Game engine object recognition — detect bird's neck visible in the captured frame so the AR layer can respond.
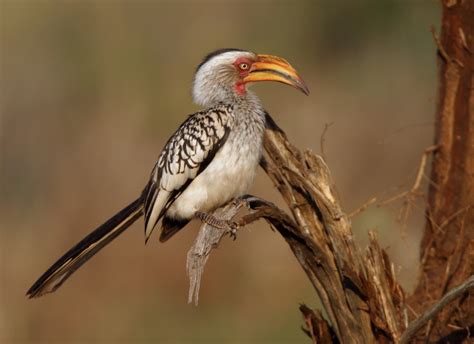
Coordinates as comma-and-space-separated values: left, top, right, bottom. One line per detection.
217, 91, 264, 118
193, 81, 262, 109
232, 91, 264, 114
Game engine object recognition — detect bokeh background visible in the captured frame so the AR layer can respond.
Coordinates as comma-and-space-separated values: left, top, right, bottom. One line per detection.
1, 1, 439, 343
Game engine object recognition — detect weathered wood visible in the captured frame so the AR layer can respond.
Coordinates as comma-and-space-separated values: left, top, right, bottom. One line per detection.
187, 116, 410, 343
261, 115, 375, 343
187, 112, 474, 342
187, 199, 247, 305
262, 115, 406, 343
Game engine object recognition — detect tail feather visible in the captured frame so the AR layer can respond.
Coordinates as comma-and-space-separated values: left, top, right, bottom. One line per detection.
27, 198, 143, 298
159, 216, 190, 242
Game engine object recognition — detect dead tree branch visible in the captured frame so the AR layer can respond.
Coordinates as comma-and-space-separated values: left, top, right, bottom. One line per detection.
187, 114, 473, 343
261, 114, 404, 343
400, 275, 474, 344
187, 195, 299, 305
187, 198, 248, 305
187, 115, 408, 343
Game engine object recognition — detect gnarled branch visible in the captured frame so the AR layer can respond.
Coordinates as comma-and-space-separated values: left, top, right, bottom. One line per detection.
187, 115, 472, 343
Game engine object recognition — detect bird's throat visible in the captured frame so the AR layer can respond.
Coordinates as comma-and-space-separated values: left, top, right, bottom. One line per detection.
235, 82, 246, 96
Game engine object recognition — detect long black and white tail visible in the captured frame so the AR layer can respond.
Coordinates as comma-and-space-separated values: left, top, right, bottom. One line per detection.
27, 198, 143, 298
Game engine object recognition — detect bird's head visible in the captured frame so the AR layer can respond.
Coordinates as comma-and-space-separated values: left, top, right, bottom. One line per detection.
192, 48, 309, 107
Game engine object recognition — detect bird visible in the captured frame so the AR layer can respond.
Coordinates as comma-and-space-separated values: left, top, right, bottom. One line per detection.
27, 48, 309, 298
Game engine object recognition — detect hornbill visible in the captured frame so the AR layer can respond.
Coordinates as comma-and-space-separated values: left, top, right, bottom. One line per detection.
27, 48, 309, 298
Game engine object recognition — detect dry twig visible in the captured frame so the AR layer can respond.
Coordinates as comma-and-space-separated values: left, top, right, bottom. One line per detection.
319, 122, 334, 161
349, 145, 439, 235
400, 275, 474, 344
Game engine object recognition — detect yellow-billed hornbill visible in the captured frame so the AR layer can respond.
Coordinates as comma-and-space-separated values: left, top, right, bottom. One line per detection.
27, 48, 309, 298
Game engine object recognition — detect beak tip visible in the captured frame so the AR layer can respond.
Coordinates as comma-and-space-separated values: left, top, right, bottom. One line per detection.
250, 53, 310, 96
298, 82, 310, 96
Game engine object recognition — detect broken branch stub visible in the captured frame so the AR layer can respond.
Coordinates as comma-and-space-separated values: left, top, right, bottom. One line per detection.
186, 195, 299, 305
186, 198, 246, 305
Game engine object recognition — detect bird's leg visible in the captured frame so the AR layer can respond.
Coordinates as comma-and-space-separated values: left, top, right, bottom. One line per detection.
195, 211, 238, 240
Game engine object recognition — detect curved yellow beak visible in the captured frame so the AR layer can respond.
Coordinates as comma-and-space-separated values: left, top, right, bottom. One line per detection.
243, 54, 309, 95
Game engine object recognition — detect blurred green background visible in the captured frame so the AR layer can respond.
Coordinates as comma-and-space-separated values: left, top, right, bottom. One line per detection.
1, 1, 439, 343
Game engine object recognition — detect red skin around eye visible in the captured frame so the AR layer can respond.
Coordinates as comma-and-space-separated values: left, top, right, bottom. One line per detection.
233, 57, 253, 76
234, 57, 253, 95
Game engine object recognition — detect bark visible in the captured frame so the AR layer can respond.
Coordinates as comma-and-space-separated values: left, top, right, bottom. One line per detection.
408, 1, 474, 342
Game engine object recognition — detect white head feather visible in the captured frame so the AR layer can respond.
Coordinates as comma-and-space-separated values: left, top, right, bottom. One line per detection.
192, 49, 257, 107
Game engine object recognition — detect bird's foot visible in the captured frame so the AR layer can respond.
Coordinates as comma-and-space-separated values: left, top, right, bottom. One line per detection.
195, 211, 238, 240
227, 222, 238, 241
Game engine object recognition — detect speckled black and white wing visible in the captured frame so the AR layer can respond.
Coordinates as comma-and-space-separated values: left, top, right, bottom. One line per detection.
143, 104, 234, 241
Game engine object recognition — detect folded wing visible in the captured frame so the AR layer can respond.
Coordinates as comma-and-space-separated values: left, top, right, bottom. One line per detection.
143, 105, 234, 242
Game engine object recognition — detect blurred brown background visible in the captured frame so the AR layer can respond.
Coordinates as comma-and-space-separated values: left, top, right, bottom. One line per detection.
1, 1, 439, 343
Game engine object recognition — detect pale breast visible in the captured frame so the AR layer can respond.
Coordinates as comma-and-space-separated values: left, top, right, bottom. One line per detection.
166, 124, 263, 219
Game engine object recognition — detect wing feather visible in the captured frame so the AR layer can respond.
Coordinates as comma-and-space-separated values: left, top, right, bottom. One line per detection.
143, 105, 233, 241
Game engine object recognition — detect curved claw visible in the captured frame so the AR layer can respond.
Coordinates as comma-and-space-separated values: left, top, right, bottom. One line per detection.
228, 222, 239, 241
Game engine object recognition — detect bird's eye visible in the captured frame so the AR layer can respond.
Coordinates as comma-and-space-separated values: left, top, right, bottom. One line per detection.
239, 63, 249, 70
